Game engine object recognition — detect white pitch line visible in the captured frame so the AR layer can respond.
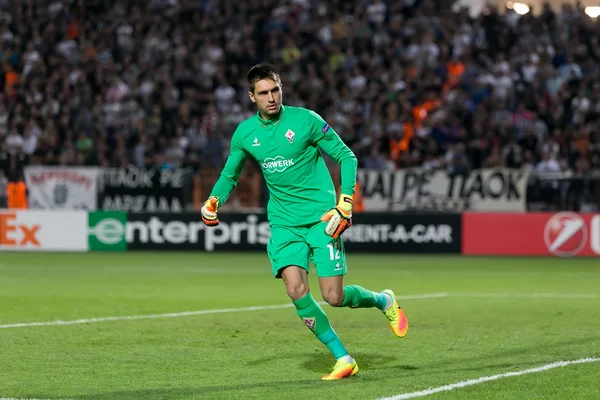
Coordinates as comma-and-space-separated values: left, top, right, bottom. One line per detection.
396, 293, 448, 300
0, 293, 447, 330
451, 292, 599, 299
1, 292, 595, 330
378, 357, 600, 400
0, 303, 296, 329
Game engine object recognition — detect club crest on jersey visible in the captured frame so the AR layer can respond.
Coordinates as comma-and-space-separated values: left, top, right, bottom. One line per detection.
285, 129, 295, 143
303, 317, 316, 331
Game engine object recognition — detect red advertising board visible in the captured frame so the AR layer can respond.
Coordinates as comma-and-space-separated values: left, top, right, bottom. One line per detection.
462, 212, 600, 257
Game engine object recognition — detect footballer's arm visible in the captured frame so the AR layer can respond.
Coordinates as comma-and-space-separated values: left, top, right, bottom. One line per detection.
308, 111, 358, 197
209, 133, 248, 206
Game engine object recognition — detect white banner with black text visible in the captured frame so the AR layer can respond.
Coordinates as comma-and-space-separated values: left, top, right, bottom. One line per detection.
358, 168, 532, 212
24, 166, 101, 210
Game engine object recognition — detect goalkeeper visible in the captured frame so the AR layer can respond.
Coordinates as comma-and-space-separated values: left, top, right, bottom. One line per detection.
201, 64, 408, 380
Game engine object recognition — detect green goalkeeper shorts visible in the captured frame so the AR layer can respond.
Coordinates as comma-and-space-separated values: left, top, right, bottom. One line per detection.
267, 221, 347, 279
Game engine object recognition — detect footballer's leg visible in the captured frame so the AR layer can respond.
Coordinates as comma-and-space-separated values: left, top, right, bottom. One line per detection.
268, 226, 354, 380
309, 223, 408, 339
315, 274, 359, 380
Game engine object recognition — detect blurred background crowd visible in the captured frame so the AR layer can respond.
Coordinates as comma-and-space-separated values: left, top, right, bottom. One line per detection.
0, 0, 599, 193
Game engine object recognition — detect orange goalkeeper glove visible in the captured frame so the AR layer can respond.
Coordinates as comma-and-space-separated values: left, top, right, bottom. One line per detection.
321, 194, 353, 239
201, 197, 220, 226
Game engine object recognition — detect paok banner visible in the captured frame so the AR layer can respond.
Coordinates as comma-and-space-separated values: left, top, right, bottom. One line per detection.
358, 168, 532, 212
99, 168, 190, 212
87, 212, 461, 253
24, 166, 101, 210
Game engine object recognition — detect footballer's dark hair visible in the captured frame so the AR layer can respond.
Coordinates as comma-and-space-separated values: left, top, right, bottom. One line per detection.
247, 63, 281, 93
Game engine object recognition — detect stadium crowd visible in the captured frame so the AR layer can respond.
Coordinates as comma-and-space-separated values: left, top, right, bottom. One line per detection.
0, 0, 599, 186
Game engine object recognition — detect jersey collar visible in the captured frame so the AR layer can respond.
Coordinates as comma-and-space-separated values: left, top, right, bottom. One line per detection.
257, 105, 285, 127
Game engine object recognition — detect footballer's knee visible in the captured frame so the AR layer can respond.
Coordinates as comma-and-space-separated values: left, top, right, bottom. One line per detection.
319, 276, 345, 307
281, 266, 309, 301
322, 289, 345, 307
285, 281, 309, 301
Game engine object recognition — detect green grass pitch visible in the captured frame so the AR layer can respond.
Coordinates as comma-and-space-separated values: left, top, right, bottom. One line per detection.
0, 252, 599, 399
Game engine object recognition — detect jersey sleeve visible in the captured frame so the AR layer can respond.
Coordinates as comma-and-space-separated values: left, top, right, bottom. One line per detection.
307, 110, 358, 196
209, 130, 247, 206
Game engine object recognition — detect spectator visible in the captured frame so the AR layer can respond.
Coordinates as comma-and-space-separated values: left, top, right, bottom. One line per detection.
0, 0, 597, 212
5, 126, 23, 154
0, 169, 7, 208
364, 145, 389, 170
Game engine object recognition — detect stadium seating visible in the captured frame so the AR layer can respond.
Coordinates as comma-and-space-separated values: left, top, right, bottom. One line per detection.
0, 0, 599, 205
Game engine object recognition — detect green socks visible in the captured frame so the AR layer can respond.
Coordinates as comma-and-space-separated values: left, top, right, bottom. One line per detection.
293, 292, 349, 359
341, 285, 388, 310
292, 287, 389, 360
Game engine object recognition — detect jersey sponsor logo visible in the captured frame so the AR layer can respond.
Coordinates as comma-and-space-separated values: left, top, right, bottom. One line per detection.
261, 156, 295, 173
544, 212, 588, 257
322, 123, 330, 133
252, 137, 260, 147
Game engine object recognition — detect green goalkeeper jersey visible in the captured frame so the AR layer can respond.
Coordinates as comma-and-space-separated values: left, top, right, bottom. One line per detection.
210, 105, 358, 227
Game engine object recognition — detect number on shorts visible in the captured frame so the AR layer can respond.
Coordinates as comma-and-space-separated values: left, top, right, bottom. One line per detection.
327, 243, 341, 260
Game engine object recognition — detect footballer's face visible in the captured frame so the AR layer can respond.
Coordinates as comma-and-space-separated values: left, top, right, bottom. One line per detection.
249, 78, 282, 119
